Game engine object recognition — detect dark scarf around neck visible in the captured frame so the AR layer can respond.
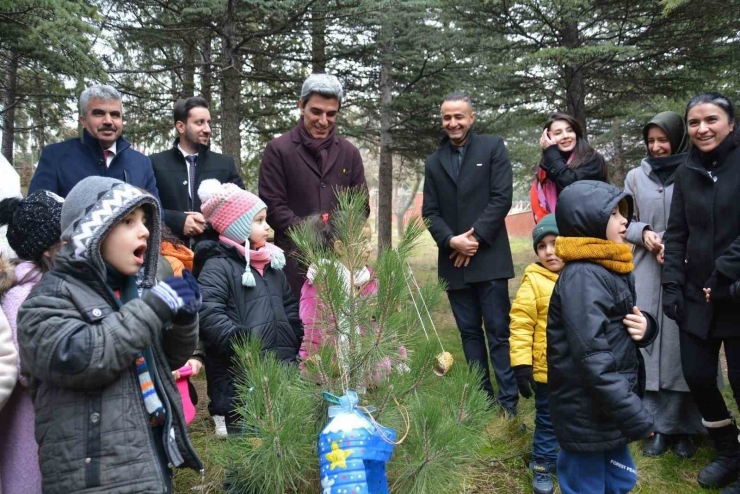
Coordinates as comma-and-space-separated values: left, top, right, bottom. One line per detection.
695, 131, 740, 170
105, 262, 139, 304
297, 121, 336, 169
645, 152, 685, 185
559, 149, 574, 162
104, 262, 165, 426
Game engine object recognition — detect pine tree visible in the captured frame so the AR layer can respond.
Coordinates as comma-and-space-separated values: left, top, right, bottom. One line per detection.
1, 0, 102, 165
218, 190, 491, 494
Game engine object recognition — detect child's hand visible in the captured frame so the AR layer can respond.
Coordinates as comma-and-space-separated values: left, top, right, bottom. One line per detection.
623, 306, 647, 341
656, 248, 664, 265
187, 358, 203, 376
642, 230, 662, 253
151, 272, 200, 317
513, 365, 536, 399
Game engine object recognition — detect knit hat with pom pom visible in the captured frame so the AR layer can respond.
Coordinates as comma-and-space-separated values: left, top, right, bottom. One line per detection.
0, 190, 63, 262
198, 179, 284, 286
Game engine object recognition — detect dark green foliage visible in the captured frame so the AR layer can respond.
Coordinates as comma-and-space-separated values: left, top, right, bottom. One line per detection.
220, 337, 320, 494
218, 190, 491, 493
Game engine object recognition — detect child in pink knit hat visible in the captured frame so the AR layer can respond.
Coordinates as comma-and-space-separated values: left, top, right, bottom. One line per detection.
195, 179, 303, 436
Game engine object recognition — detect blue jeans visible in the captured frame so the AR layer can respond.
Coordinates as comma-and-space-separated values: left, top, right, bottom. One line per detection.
557, 446, 637, 494
447, 279, 518, 409
532, 383, 558, 465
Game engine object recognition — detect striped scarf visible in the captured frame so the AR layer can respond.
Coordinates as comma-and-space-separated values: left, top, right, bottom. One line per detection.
135, 351, 166, 426
108, 268, 166, 427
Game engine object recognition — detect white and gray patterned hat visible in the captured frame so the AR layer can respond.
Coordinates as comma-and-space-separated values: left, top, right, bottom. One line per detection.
60, 176, 161, 285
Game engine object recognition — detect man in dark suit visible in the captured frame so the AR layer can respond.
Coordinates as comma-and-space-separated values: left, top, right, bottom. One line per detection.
422, 92, 518, 415
150, 97, 244, 246
29, 84, 160, 201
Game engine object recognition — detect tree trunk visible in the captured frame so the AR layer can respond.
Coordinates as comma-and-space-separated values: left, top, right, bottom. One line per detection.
35, 78, 46, 153
2, 51, 19, 165
394, 184, 403, 239
395, 170, 422, 238
562, 20, 587, 132
170, 70, 179, 104
311, 8, 326, 74
377, 23, 394, 251
201, 34, 213, 105
181, 41, 196, 98
76, 77, 84, 137
221, 10, 242, 178
610, 118, 625, 187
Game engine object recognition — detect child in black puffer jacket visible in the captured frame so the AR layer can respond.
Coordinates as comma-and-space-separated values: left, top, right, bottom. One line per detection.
546, 180, 658, 494
195, 179, 302, 436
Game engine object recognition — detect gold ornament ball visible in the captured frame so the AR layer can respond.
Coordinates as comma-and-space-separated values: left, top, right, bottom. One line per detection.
434, 351, 454, 376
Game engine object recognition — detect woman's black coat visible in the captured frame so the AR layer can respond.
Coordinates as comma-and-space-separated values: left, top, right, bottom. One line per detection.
540, 145, 608, 193
662, 136, 740, 339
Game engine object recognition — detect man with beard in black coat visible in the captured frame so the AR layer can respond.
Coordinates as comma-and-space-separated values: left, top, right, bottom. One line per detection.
150, 97, 244, 247
422, 92, 518, 416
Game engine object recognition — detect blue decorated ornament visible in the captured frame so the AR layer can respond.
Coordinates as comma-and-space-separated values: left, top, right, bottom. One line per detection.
319, 391, 396, 494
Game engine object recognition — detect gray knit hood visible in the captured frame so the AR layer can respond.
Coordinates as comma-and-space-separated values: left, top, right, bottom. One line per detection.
59, 176, 161, 286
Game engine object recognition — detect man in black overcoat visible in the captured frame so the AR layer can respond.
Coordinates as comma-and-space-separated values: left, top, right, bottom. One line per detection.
150, 97, 244, 247
422, 92, 518, 414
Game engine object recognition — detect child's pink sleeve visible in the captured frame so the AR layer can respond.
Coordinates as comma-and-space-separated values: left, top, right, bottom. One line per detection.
298, 281, 321, 361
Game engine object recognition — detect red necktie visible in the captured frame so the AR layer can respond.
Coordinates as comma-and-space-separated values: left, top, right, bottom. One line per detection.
104, 150, 112, 166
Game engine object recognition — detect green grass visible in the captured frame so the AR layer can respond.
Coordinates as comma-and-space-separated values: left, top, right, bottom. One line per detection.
175, 234, 732, 493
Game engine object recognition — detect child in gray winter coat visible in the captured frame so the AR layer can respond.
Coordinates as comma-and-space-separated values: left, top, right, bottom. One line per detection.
17, 177, 203, 494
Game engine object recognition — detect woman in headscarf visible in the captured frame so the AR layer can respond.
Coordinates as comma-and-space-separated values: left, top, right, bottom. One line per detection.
624, 111, 703, 460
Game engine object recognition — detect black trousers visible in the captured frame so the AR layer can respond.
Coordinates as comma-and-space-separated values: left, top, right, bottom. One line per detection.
680, 330, 740, 422
447, 279, 519, 409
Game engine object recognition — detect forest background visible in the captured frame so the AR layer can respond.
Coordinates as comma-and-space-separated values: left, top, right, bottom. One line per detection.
1, 0, 740, 247
4, 2, 740, 492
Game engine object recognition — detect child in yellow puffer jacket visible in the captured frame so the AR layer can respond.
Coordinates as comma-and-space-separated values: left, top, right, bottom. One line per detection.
509, 213, 563, 494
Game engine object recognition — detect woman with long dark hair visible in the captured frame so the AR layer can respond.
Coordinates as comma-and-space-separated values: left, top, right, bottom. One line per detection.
530, 112, 608, 222
625, 111, 704, 460
662, 92, 740, 492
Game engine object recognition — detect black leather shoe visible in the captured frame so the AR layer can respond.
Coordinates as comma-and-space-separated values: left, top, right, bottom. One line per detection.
674, 435, 697, 459
643, 433, 669, 457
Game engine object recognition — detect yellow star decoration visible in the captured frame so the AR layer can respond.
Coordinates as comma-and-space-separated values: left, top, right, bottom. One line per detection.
325, 441, 353, 470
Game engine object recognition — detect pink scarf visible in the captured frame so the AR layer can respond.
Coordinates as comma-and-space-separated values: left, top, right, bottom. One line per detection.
219, 235, 286, 286
533, 152, 575, 220
536, 170, 559, 213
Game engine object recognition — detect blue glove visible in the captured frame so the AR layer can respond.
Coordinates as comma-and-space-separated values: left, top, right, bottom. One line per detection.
151, 270, 201, 317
